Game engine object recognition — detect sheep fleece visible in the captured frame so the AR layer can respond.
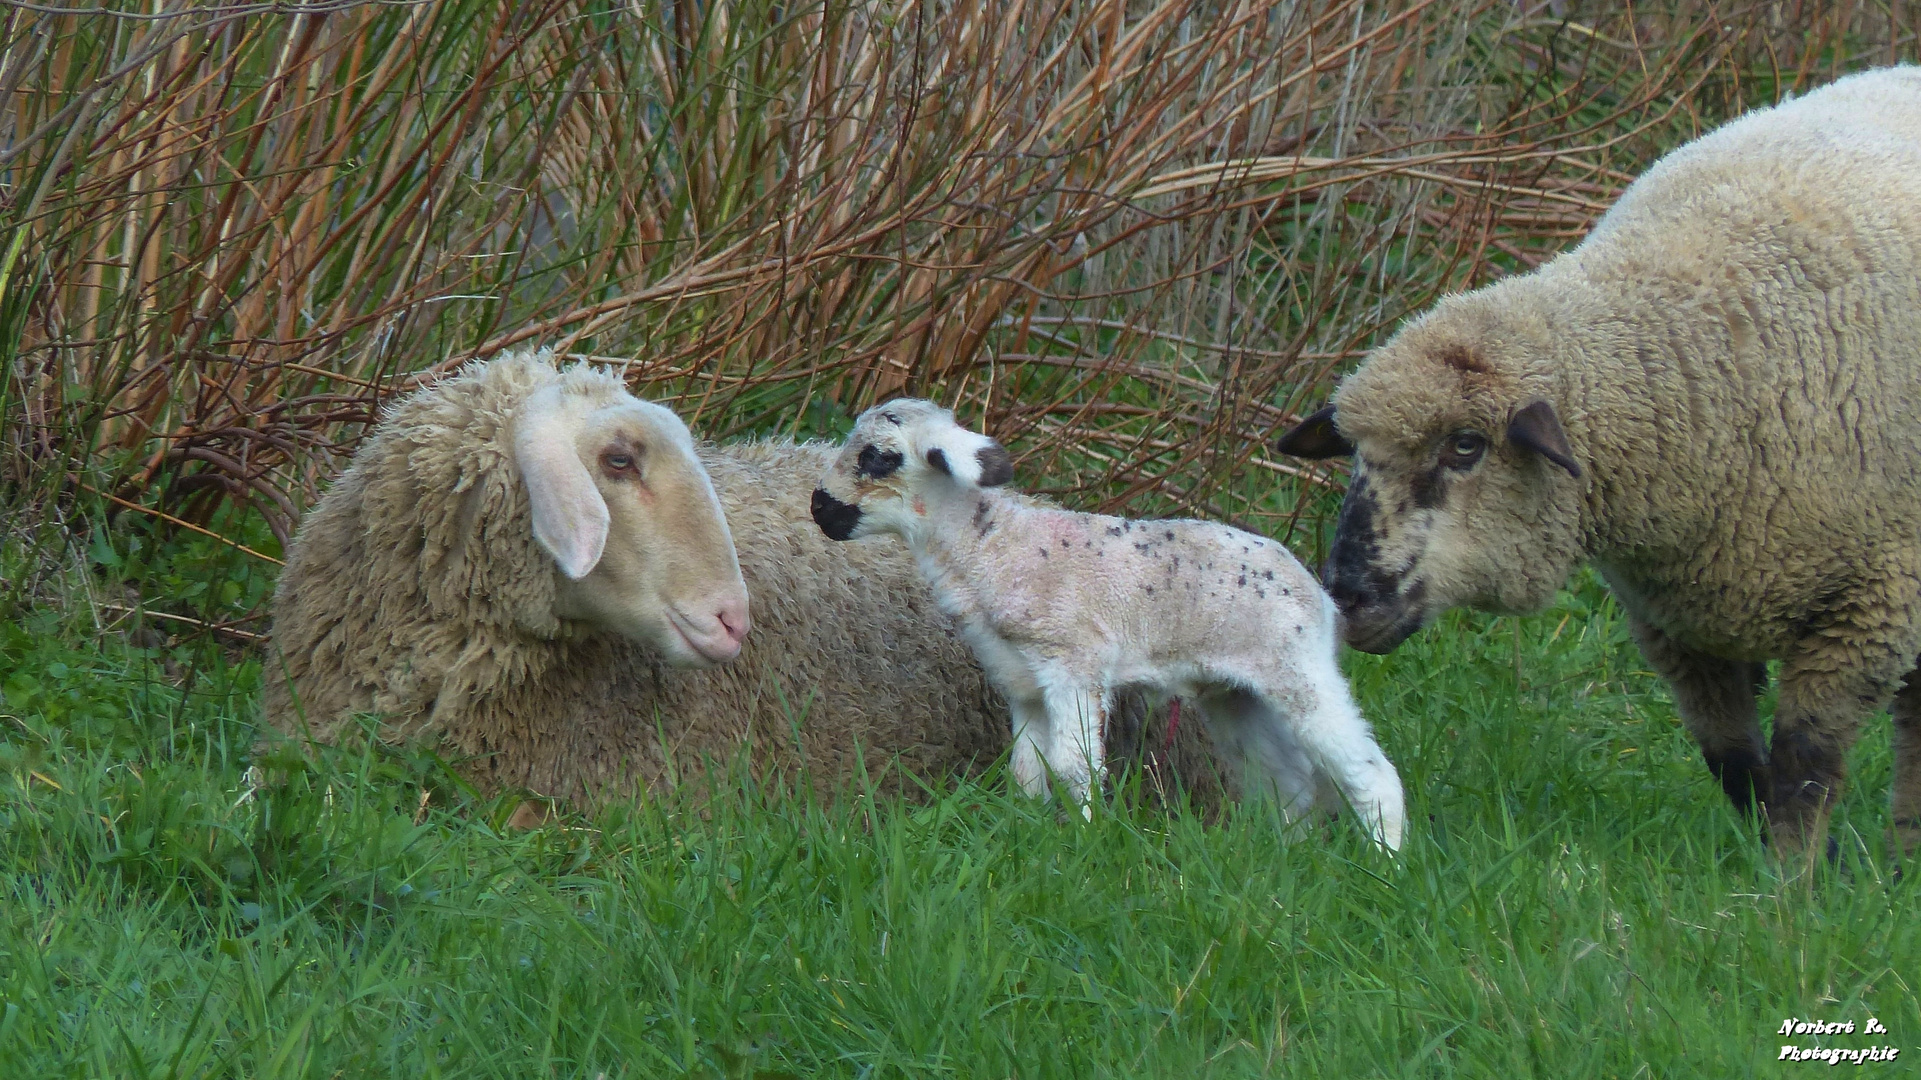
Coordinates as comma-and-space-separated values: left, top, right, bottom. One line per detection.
263, 362, 1213, 802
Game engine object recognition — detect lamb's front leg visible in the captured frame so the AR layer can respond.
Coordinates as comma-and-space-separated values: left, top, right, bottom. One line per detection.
1037, 674, 1110, 812
1007, 694, 1053, 798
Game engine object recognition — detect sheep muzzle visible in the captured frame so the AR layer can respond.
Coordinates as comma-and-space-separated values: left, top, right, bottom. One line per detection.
812, 488, 863, 541
1322, 474, 1429, 653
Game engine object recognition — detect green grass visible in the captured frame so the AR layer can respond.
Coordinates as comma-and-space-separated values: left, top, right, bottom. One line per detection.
2, 524, 1917, 1078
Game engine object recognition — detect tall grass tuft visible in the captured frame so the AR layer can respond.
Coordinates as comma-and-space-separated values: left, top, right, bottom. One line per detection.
0, 0, 1910, 561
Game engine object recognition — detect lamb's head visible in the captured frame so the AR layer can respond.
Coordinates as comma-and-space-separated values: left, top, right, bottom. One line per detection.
811, 398, 1014, 541
513, 372, 749, 666
1277, 294, 1588, 653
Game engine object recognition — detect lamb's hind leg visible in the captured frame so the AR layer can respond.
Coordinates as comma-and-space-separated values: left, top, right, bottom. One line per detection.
1194, 685, 1318, 826
1249, 642, 1404, 850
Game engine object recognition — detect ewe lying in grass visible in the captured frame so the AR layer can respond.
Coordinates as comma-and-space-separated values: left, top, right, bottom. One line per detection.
265, 350, 1009, 802
1278, 64, 1921, 859
812, 399, 1405, 849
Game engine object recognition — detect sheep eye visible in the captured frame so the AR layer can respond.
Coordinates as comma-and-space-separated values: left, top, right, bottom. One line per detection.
600, 448, 641, 475
1440, 432, 1486, 468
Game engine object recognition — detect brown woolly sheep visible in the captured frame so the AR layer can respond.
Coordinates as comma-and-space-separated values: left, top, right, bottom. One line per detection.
264, 350, 1218, 805
1277, 66, 1921, 860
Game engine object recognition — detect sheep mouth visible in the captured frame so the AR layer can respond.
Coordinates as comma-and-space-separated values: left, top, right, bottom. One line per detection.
1344, 615, 1423, 654
1336, 600, 1426, 654
664, 607, 742, 666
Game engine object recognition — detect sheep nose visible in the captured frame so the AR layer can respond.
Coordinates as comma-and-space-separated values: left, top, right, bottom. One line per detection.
1323, 569, 1361, 609
716, 598, 750, 644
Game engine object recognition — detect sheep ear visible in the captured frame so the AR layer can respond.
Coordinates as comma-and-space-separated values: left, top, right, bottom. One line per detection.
1507, 400, 1581, 478
925, 434, 1013, 488
1276, 405, 1353, 458
514, 390, 610, 580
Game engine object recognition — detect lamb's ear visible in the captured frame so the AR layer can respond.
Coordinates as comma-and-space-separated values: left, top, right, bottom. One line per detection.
924, 432, 1014, 488
1507, 399, 1581, 478
1276, 405, 1354, 459
513, 387, 610, 579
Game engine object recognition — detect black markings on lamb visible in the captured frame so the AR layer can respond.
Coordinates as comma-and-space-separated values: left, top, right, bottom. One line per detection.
856, 444, 905, 480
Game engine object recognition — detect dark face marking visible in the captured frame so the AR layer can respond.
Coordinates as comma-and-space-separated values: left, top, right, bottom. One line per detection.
1323, 471, 1428, 653
811, 488, 863, 541
1409, 464, 1447, 510
1406, 431, 1487, 509
925, 447, 950, 476
975, 444, 1014, 487
856, 444, 904, 480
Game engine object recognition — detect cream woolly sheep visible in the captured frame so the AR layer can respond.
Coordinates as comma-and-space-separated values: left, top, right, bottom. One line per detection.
811, 399, 1406, 849
265, 350, 1214, 804
1277, 65, 1921, 858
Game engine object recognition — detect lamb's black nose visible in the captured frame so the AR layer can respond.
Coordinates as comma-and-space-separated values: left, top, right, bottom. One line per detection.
811, 488, 863, 541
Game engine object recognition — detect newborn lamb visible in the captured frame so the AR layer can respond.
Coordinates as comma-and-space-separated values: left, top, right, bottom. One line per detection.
810, 399, 1405, 849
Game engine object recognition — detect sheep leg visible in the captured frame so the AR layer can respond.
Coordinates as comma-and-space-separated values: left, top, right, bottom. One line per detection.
1036, 677, 1109, 811
1768, 640, 1908, 860
1006, 693, 1053, 798
1194, 685, 1318, 824
1626, 616, 1770, 818
1887, 667, 1921, 859
1261, 654, 1406, 851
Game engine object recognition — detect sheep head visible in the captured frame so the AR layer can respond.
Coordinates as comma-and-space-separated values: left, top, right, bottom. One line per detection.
513, 375, 749, 666
811, 399, 1014, 542
1277, 292, 1588, 653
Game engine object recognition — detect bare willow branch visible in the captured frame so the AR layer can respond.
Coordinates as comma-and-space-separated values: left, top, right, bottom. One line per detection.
2, 0, 1906, 556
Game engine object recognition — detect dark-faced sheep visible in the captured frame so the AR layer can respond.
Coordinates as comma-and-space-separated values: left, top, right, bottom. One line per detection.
813, 399, 1404, 848
1277, 66, 1921, 859
265, 350, 1218, 805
